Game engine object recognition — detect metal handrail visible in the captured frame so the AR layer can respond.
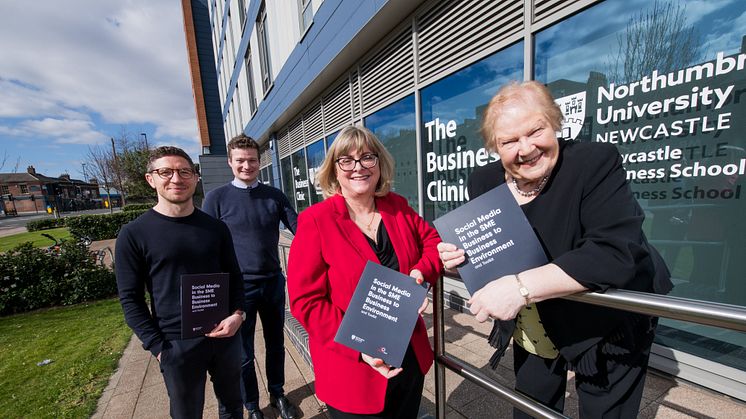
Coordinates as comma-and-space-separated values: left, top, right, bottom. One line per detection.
433, 279, 746, 418
563, 290, 746, 332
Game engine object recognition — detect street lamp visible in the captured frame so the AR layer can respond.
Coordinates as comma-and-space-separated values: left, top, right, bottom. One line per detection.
141, 132, 149, 149
82, 163, 87, 181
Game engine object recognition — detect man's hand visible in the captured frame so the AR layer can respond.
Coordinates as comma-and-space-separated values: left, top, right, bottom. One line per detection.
206, 312, 243, 338
361, 353, 402, 379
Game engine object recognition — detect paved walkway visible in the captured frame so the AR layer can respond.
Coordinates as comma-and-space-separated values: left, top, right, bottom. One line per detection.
93, 305, 746, 418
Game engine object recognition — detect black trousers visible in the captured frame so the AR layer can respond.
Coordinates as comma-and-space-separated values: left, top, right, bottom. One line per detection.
239, 274, 287, 410
159, 334, 243, 419
512, 341, 651, 419
326, 345, 425, 419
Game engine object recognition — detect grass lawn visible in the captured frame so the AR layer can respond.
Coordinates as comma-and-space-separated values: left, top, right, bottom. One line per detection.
0, 298, 132, 418
0, 227, 73, 252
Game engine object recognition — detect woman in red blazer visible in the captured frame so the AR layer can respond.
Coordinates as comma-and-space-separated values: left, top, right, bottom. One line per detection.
287, 126, 442, 418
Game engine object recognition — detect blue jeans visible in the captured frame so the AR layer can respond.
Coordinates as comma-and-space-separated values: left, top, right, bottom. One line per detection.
241, 273, 287, 410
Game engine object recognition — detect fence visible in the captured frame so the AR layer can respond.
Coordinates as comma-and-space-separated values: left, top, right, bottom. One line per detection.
432, 279, 746, 418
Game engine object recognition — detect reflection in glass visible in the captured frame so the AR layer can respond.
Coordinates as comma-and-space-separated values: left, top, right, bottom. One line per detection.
280, 156, 295, 211
306, 139, 325, 204
420, 41, 523, 221
365, 96, 418, 210
535, 0, 746, 371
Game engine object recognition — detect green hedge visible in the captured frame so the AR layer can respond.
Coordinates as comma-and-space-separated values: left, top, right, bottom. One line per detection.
26, 218, 66, 232
123, 203, 154, 212
0, 241, 116, 315
65, 210, 148, 241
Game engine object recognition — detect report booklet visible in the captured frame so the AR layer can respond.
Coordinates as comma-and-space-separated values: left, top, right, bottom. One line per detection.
180, 273, 229, 339
433, 183, 548, 295
334, 261, 428, 368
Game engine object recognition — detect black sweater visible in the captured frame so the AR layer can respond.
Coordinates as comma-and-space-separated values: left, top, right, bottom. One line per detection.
468, 141, 672, 362
202, 182, 298, 281
115, 209, 243, 356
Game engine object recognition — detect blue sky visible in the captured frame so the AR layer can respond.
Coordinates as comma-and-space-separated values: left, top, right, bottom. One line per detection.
0, 1, 200, 179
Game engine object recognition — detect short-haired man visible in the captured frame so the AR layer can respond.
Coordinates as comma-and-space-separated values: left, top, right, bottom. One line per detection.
203, 135, 299, 419
116, 146, 245, 418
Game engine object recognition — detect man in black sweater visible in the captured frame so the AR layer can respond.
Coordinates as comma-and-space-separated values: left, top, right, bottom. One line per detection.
116, 146, 245, 419
202, 135, 298, 419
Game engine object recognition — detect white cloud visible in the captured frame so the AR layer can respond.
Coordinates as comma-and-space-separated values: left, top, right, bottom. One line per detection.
23, 118, 109, 145
0, 0, 199, 142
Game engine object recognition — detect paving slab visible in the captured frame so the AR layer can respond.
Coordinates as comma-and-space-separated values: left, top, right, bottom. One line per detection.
94, 305, 746, 419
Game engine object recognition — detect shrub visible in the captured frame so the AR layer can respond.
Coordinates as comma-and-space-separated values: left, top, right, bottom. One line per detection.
26, 218, 66, 232
65, 210, 148, 240
123, 203, 154, 212
0, 241, 116, 316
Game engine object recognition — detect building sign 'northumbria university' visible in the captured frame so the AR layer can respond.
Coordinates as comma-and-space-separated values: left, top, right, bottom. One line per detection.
593, 50, 746, 202
423, 48, 746, 218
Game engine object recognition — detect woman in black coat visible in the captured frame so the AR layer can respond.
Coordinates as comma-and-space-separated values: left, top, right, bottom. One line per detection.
438, 81, 672, 418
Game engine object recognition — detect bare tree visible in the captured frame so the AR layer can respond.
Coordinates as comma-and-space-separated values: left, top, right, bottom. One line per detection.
606, 0, 701, 85
85, 145, 116, 213
0, 149, 8, 172
99, 127, 157, 205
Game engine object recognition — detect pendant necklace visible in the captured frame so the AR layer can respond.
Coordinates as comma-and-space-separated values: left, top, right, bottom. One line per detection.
512, 175, 549, 198
366, 209, 377, 232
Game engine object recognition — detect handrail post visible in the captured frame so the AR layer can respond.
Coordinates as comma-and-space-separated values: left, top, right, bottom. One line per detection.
434, 276, 446, 419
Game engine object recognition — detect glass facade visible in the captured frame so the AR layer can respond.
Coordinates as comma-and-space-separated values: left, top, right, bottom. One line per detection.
535, 0, 746, 371
364, 96, 418, 210
269, 0, 746, 382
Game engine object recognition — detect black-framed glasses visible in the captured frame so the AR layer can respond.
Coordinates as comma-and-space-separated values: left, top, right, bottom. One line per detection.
149, 167, 196, 180
335, 154, 379, 172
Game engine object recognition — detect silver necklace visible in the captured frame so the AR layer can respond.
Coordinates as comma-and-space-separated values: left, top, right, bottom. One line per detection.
512, 176, 548, 198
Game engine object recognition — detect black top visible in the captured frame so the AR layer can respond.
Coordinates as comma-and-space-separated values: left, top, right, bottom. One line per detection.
364, 219, 400, 272
115, 209, 243, 356
202, 182, 298, 281
468, 141, 672, 364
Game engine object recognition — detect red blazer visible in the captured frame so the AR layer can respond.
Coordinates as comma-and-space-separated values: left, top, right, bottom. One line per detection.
287, 193, 442, 414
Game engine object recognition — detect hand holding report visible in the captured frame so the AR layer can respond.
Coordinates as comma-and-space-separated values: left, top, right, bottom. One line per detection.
433, 184, 547, 295
334, 261, 428, 368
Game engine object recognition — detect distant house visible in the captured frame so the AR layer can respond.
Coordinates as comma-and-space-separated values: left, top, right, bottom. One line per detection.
96, 185, 123, 209
0, 166, 101, 215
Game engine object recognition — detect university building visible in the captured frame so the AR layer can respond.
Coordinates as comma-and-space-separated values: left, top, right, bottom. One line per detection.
181, 0, 746, 400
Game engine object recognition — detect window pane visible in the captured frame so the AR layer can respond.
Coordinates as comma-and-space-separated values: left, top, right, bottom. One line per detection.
535, 0, 746, 371
306, 139, 325, 204
365, 95, 418, 210
326, 130, 339, 150
291, 148, 311, 212
280, 156, 295, 211
420, 41, 524, 221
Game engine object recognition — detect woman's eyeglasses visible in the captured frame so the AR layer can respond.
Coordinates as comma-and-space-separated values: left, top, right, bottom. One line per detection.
335, 154, 379, 172
149, 168, 196, 180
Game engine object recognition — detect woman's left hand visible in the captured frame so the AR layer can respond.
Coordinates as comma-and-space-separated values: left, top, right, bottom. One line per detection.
409, 269, 429, 314
468, 275, 525, 322
361, 353, 403, 379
